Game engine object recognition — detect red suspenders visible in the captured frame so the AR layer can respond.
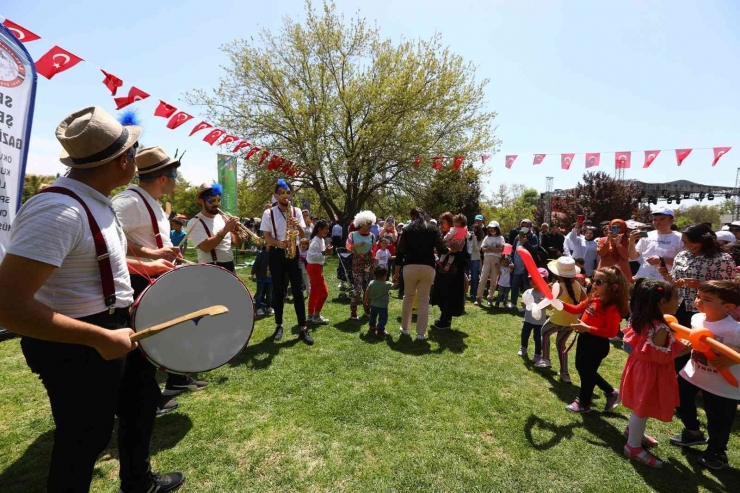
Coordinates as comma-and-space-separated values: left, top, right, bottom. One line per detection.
129, 188, 164, 248
196, 217, 219, 263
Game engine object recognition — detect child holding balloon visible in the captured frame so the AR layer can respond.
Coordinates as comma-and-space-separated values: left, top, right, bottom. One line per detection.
518, 268, 549, 360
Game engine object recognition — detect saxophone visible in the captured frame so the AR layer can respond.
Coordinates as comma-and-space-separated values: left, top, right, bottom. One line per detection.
285, 214, 299, 259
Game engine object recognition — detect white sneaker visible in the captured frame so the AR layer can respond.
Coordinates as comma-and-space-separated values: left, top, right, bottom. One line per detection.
266, 308, 274, 315
400, 328, 410, 336
416, 334, 426, 341
534, 358, 552, 368
517, 347, 527, 358
313, 315, 330, 325
256, 308, 265, 316
505, 303, 514, 309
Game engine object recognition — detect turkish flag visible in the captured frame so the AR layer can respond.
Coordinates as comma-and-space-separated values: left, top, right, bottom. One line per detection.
189, 121, 212, 136
154, 101, 177, 118
114, 86, 149, 110
712, 147, 731, 166
281, 161, 293, 173
585, 152, 600, 168
432, 156, 444, 170
219, 135, 239, 146
643, 150, 660, 168
2, 19, 41, 43
266, 155, 284, 170
481, 154, 491, 164
615, 151, 631, 169
166, 111, 193, 129
203, 129, 225, 145
245, 146, 261, 160
257, 150, 270, 166
453, 156, 465, 170
232, 141, 251, 153
505, 155, 517, 169
35, 46, 83, 80
561, 153, 574, 170
675, 149, 692, 166
533, 154, 546, 165
413, 156, 422, 167
287, 165, 297, 177
101, 70, 122, 96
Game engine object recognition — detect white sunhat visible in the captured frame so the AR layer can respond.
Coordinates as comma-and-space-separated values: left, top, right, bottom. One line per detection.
547, 256, 581, 278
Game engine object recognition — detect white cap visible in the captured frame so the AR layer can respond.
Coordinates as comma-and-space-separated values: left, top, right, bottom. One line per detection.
487, 220, 500, 228
716, 231, 736, 244
625, 220, 646, 230
721, 225, 730, 231
732, 221, 740, 227
651, 205, 674, 217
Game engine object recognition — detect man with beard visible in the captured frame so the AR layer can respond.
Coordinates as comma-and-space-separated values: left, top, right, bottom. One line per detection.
261, 179, 313, 345
186, 183, 242, 272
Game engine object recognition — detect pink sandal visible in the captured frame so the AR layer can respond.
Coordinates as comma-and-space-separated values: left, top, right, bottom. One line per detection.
624, 444, 663, 468
623, 426, 658, 447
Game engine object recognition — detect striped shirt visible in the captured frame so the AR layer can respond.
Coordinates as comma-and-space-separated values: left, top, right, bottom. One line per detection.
7, 177, 134, 318
112, 185, 173, 250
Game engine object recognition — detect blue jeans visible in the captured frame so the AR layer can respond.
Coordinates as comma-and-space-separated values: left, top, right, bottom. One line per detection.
510, 273, 529, 306
369, 306, 388, 330
495, 286, 511, 304
255, 280, 273, 311
469, 259, 480, 298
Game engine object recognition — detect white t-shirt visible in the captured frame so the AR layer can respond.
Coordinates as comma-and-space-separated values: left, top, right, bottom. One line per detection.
498, 265, 512, 287
260, 206, 306, 246
482, 235, 505, 257
634, 231, 683, 280
680, 313, 740, 400
112, 185, 173, 250
375, 248, 391, 267
307, 236, 326, 265
187, 214, 233, 263
7, 177, 134, 318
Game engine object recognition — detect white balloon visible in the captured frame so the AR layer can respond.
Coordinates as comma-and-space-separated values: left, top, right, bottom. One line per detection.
552, 299, 563, 310
531, 306, 542, 320
551, 282, 560, 298
522, 291, 534, 308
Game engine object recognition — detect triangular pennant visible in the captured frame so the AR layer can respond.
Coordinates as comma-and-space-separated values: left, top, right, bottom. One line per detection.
2, 19, 41, 43
257, 150, 270, 166
643, 150, 660, 168
232, 141, 251, 153
154, 101, 177, 118
452, 156, 465, 170
245, 146, 261, 160
533, 154, 546, 165
505, 155, 517, 169
675, 149, 692, 166
712, 147, 731, 166
203, 129, 225, 145
35, 45, 83, 80
561, 153, 574, 170
101, 70, 122, 96
481, 154, 491, 164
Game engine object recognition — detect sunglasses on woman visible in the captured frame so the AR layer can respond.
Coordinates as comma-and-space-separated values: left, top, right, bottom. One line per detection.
593, 279, 605, 286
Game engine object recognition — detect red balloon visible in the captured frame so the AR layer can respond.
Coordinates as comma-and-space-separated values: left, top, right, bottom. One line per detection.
516, 246, 553, 300
502, 243, 513, 256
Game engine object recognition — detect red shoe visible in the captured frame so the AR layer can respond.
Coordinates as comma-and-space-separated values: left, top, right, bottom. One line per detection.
623, 426, 658, 447
624, 444, 663, 468
368, 326, 377, 334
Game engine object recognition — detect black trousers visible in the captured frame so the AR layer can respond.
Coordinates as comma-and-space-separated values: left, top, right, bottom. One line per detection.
332, 236, 342, 256
575, 333, 614, 406
21, 309, 159, 493
211, 260, 235, 273
677, 375, 739, 454
269, 248, 306, 326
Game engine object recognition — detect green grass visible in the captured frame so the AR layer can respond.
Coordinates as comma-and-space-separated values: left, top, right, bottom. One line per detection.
1, 253, 739, 492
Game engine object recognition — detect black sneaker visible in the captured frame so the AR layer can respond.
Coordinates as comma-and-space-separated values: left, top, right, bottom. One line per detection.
299, 329, 314, 346
164, 375, 208, 395
669, 429, 708, 447
700, 449, 729, 470
433, 319, 451, 330
273, 325, 284, 341
119, 471, 186, 493
156, 399, 178, 416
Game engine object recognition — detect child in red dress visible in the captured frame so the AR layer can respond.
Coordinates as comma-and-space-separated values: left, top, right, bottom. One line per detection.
620, 279, 685, 468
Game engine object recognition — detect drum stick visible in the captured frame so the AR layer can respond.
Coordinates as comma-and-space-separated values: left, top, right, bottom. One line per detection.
130, 305, 229, 343
165, 202, 172, 217
178, 218, 199, 248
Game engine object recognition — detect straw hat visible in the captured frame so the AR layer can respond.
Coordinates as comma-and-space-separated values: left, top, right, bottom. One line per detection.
547, 257, 580, 278
136, 146, 180, 175
56, 106, 141, 168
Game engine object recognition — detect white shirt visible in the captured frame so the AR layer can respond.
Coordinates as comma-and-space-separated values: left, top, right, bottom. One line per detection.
564, 228, 599, 276
112, 185, 173, 250
482, 235, 504, 257
7, 177, 134, 318
260, 206, 306, 241
681, 313, 740, 400
375, 248, 391, 267
498, 265, 512, 287
332, 224, 343, 237
187, 214, 233, 263
307, 236, 326, 265
634, 231, 683, 280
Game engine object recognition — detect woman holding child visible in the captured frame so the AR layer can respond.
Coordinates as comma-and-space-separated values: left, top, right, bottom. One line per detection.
432, 213, 470, 330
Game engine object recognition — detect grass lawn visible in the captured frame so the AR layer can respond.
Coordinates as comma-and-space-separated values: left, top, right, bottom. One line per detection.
1, 253, 739, 492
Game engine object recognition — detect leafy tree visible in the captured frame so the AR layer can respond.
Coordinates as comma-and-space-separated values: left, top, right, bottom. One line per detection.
479, 184, 538, 233
186, 0, 497, 224
673, 203, 727, 230
418, 165, 482, 223
22, 174, 56, 204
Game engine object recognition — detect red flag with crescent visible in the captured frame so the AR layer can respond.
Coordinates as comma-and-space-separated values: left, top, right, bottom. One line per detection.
154, 101, 177, 118
533, 154, 546, 165
35, 46, 83, 80
615, 151, 631, 169
561, 153, 574, 170
287, 165, 297, 177
505, 155, 517, 169
189, 121, 212, 137
257, 150, 271, 166
481, 154, 491, 164
101, 70, 122, 96
643, 150, 660, 168
245, 146, 261, 160
281, 161, 294, 174
432, 156, 444, 170
203, 129, 225, 145
219, 135, 239, 146
712, 147, 731, 166
166, 112, 193, 129
266, 155, 283, 171
585, 152, 600, 168
2, 19, 41, 43
413, 156, 422, 168
232, 141, 251, 153
113, 86, 150, 110
453, 156, 465, 170
675, 149, 692, 166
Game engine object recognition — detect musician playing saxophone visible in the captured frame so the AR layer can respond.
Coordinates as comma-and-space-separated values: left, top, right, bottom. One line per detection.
260, 179, 313, 345
187, 183, 243, 273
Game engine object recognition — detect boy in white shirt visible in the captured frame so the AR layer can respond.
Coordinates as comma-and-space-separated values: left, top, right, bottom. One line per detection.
375, 238, 392, 268
672, 280, 740, 470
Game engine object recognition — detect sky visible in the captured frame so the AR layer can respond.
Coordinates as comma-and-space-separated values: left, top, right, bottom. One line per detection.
4, 0, 740, 201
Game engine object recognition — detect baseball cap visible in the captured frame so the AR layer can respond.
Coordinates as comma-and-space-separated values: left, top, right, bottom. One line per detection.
731, 221, 740, 227
651, 205, 674, 217
475, 214, 484, 221
716, 231, 736, 244
487, 220, 500, 228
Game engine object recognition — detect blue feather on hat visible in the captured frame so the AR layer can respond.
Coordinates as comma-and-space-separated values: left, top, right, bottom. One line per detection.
211, 183, 223, 195
276, 178, 290, 191
117, 109, 141, 127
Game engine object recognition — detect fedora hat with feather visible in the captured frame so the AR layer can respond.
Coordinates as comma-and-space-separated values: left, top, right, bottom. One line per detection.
136, 146, 181, 175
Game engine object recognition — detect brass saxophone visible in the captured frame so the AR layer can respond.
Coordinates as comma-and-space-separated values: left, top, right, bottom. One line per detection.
285, 217, 299, 259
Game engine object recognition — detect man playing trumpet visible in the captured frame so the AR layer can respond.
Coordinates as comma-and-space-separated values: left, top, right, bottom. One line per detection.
187, 183, 242, 273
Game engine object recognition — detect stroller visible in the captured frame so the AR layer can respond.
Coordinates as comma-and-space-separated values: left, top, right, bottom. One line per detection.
335, 247, 354, 301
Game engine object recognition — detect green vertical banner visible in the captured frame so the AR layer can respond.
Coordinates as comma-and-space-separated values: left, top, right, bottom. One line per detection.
217, 154, 238, 216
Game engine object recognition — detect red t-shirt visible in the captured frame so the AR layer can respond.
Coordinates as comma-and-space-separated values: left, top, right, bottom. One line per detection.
562, 297, 622, 338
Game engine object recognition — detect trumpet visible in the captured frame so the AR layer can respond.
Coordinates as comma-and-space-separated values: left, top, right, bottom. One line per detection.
216, 208, 263, 247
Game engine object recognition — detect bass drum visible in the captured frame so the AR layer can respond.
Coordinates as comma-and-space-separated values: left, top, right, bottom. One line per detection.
131, 264, 254, 374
